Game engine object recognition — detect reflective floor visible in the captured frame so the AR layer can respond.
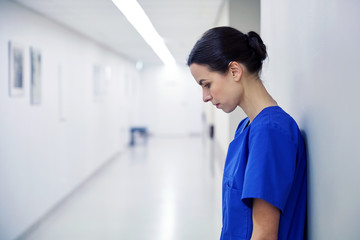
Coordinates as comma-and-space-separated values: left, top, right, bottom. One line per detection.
23, 136, 223, 240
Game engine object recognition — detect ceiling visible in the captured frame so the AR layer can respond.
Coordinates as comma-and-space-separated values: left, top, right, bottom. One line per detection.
12, 0, 224, 67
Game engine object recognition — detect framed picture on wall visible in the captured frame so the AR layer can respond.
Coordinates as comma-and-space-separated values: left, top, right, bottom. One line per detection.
93, 65, 107, 101
8, 41, 25, 96
30, 47, 42, 105
93, 65, 102, 98
58, 64, 67, 121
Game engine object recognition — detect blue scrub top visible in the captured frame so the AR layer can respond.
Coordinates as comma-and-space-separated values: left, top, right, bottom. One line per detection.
220, 106, 307, 240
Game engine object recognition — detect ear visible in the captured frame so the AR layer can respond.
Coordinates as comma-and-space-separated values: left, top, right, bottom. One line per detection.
228, 61, 243, 82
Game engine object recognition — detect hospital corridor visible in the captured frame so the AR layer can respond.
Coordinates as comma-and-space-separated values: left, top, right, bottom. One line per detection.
2, 0, 360, 240
19, 136, 223, 240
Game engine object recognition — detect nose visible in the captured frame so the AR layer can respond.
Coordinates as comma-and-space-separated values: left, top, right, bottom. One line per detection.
202, 88, 212, 102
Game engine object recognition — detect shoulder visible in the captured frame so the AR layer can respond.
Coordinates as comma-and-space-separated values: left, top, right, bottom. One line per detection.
249, 106, 300, 146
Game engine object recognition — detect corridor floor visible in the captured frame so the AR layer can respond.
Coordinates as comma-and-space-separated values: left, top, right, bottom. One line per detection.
23, 136, 223, 240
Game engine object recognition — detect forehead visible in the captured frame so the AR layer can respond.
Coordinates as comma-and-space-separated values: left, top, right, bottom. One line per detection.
189, 64, 213, 80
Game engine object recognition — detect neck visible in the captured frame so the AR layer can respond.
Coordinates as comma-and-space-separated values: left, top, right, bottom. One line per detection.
238, 76, 278, 122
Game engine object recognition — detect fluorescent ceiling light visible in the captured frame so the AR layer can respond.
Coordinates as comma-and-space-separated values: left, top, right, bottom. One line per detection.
112, 0, 176, 66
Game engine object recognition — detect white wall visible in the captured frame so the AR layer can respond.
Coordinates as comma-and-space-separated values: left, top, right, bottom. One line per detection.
0, 1, 139, 239
261, 0, 360, 239
229, 0, 260, 34
138, 65, 203, 136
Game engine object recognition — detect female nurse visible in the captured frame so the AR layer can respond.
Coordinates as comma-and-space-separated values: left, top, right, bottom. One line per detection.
187, 27, 307, 240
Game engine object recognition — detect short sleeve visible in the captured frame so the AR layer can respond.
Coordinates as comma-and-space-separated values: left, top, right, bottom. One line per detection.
241, 124, 297, 213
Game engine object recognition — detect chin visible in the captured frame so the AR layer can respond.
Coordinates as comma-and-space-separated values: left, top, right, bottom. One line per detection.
222, 106, 237, 113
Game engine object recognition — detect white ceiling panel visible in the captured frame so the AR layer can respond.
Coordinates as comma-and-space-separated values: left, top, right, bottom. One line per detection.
12, 0, 224, 66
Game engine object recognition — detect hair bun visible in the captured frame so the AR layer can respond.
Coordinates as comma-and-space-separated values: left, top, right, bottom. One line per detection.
187, 26, 267, 74
247, 31, 267, 61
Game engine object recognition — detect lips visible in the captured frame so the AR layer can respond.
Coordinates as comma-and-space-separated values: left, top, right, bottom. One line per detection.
212, 102, 220, 108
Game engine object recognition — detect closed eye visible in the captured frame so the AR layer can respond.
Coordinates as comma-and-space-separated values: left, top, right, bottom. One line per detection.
204, 83, 211, 88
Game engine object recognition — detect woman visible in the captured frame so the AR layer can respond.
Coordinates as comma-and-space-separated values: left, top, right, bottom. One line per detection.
187, 27, 307, 240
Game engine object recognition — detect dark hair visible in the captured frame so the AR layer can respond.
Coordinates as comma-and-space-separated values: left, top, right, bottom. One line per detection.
187, 26, 267, 75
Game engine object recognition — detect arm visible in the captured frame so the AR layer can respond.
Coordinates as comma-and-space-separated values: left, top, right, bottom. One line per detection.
251, 198, 280, 240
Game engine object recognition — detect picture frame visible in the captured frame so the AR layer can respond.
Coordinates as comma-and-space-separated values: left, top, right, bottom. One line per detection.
30, 47, 42, 105
58, 64, 67, 121
93, 65, 107, 101
93, 65, 103, 97
8, 41, 25, 96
